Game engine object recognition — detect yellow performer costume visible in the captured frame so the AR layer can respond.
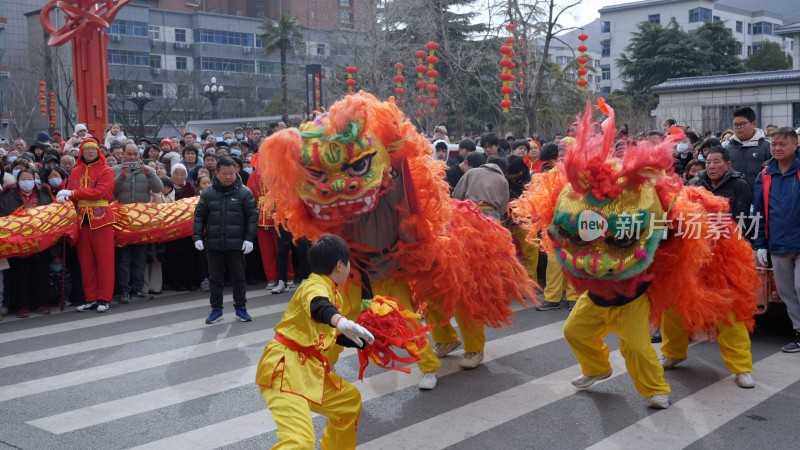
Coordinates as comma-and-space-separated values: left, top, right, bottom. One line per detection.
513, 99, 758, 409
256, 273, 361, 450
257, 92, 537, 389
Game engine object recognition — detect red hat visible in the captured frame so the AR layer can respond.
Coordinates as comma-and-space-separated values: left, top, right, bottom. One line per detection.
160, 139, 173, 149
77, 137, 106, 165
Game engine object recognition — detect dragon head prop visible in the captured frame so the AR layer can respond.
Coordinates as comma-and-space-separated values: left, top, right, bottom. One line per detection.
548, 99, 684, 293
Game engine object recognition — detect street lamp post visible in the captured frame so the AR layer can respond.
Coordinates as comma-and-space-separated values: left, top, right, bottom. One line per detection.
201, 77, 226, 119
126, 84, 153, 139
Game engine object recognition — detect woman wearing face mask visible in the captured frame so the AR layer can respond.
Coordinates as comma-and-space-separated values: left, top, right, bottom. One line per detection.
0, 169, 54, 317
41, 166, 69, 191
674, 131, 698, 176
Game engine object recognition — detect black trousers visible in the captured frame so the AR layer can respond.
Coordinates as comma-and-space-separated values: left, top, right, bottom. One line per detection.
276, 226, 310, 282
207, 249, 246, 309
9, 251, 50, 311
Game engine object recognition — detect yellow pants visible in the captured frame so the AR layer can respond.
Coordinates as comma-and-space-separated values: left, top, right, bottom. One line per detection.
511, 224, 539, 282
261, 370, 361, 450
427, 307, 486, 353
329, 278, 442, 373
543, 253, 578, 303
661, 309, 753, 374
564, 292, 670, 397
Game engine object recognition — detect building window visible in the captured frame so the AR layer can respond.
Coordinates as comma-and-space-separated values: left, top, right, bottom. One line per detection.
148, 83, 163, 98
793, 103, 800, 129
109, 20, 148, 37
600, 21, 611, 33
688, 7, 712, 23
747, 45, 752, 56
150, 55, 161, 69
752, 22, 773, 35
175, 29, 186, 42
316, 43, 326, 56
148, 25, 160, 40
196, 29, 255, 47
340, 11, 351, 23
747, 23, 752, 34
176, 56, 188, 70
340, 0, 350, 6
199, 57, 256, 73
752, 43, 763, 54
736, 21, 742, 33
310, 10, 316, 20
713, 16, 720, 22
601, 42, 610, 57
601, 68, 610, 80
648, 14, 660, 24
108, 49, 149, 66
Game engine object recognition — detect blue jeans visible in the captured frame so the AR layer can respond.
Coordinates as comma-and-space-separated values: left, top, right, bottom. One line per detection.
116, 245, 147, 294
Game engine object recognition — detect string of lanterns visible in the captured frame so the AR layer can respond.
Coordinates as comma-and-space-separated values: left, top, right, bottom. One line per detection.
414, 48, 428, 120
393, 62, 405, 106
345, 66, 357, 94
499, 24, 517, 113
424, 41, 440, 114
577, 33, 589, 90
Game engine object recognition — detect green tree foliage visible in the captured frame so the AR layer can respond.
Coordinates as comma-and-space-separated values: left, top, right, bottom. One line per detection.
617, 18, 709, 96
692, 21, 744, 74
745, 41, 793, 72
258, 14, 305, 124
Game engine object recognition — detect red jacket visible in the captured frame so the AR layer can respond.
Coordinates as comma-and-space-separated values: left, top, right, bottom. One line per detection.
67, 147, 116, 229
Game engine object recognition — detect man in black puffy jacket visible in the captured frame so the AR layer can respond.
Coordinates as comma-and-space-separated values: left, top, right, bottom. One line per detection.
726, 107, 771, 193
193, 156, 258, 324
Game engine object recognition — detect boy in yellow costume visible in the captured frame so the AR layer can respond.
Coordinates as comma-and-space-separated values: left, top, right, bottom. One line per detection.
255, 235, 375, 449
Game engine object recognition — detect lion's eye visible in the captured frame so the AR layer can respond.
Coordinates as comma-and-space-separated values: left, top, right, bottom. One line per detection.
308, 169, 328, 183
346, 155, 373, 177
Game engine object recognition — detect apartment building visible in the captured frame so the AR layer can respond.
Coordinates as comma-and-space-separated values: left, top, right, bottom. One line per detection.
598, 0, 793, 96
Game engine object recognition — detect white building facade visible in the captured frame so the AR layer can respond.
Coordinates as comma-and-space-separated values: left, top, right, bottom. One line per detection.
598, 0, 793, 96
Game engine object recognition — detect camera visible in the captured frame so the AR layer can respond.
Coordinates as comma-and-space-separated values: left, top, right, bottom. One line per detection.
125, 161, 142, 171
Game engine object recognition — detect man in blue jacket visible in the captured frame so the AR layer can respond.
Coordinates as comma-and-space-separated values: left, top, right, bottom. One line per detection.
754, 127, 800, 353
194, 156, 259, 324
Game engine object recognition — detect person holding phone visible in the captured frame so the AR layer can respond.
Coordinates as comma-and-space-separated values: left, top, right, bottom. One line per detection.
113, 143, 163, 304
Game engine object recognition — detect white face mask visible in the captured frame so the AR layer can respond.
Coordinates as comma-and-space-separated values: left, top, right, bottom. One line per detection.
721, 140, 730, 148
676, 143, 690, 155
19, 180, 35, 192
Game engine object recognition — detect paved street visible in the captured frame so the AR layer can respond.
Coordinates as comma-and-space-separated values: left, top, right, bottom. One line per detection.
1, 284, 798, 450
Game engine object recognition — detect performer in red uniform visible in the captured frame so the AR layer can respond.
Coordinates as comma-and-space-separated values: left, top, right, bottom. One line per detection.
246, 166, 293, 287
57, 138, 116, 313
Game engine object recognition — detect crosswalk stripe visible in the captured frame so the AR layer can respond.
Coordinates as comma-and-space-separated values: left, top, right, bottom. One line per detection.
0, 328, 272, 402
0, 290, 272, 345
0, 301, 289, 369
586, 351, 800, 450
128, 319, 569, 450
358, 350, 633, 450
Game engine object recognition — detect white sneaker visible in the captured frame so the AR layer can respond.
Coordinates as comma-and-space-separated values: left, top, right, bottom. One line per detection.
271, 280, 287, 294
266, 280, 277, 289
648, 394, 670, 409
571, 369, 613, 389
287, 280, 295, 288
76, 302, 98, 312
735, 372, 755, 389
460, 351, 484, 369
433, 339, 462, 358
96, 302, 110, 313
419, 372, 438, 390
659, 355, 685, 370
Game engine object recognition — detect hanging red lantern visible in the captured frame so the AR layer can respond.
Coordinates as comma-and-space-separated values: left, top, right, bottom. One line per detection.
415, 50, 427, 60
394, 62, 405, 71
500, 86, 514, 95
427, 98, 439, 108
394, 75, 405, 83
416, 80, 428, 89
426, 41, 439, 51
345, 79, 357, 87
426, 84, 439, 94
578, 33, 588, 41
500, 73, 516, 81
577, 68, 589, 76
426, 69, 439, 79
345, 66, 357, 75
500, 46, 513, 55
41, 107, 47, 114
345, 66, 358, 93
39, 95, 46, 101
500, 99, 513, 109
395, 87, 405, 96
577, 56, 589, 65
506, 24, 517, 31
578, 45, 588, 53
505, 37, 515, 45
425, 55, 438, 65
416, 64, 427, 74
577, 79, 589, 87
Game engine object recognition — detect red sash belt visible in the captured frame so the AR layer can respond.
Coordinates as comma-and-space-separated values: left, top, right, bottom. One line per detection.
275, 333, 331, 374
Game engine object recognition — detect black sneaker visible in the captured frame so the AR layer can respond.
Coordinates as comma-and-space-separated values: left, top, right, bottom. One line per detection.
782, 332, 800, 353
132, 291, 154, 300
536, 301, 561, 311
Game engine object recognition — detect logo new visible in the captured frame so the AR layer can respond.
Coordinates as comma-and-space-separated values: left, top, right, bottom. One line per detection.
578, 210, 608, 242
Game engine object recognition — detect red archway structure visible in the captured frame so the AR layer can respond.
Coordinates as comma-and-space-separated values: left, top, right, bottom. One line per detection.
40, 0, 132, 138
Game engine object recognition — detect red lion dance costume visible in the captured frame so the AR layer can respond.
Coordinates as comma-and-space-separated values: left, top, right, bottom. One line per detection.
258, 92, 536, 386
513, 100, 758, 408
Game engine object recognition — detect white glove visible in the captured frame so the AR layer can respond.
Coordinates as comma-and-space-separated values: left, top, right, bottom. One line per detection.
757, 249, 769, 267
336, 317, 375, 347
242, 240, 254, 254
56, 190, 72, 203
194, 240, 204, 251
